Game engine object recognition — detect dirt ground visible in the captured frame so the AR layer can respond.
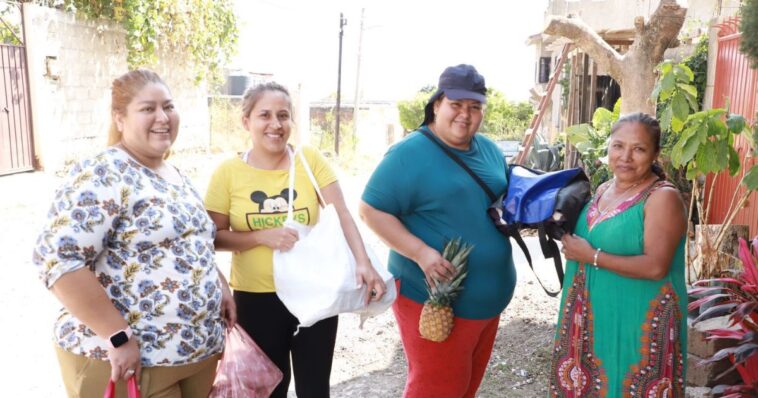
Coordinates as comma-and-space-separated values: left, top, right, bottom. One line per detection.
329, 280, 557, 398
0, 149, 559, 397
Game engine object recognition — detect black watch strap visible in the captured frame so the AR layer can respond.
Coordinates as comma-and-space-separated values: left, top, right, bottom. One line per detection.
109, 326, 133, 348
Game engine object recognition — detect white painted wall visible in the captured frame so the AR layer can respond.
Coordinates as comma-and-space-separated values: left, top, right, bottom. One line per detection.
355, 103, 403, 157
23, 3, 210, 173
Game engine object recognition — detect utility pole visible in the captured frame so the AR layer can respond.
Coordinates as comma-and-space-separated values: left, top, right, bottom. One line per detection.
335, 13, 347, 156
352, 8, 365, 151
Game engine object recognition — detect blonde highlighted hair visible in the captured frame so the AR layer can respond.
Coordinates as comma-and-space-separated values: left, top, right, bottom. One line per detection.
106, 69, 169, 151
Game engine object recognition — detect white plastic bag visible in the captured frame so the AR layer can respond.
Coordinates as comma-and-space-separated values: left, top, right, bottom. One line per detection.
273, 148, 396, 329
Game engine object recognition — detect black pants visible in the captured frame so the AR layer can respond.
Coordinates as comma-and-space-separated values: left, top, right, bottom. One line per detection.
234, 290, 338, 398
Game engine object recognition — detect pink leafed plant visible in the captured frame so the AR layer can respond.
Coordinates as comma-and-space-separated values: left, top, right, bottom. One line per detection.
689, 237, 758, 397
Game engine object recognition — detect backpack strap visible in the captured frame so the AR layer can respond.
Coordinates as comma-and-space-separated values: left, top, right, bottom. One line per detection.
486, 167, 565, 297
537, 224, 563, 297
418, 127, 497, 202
497, 224, 561, 297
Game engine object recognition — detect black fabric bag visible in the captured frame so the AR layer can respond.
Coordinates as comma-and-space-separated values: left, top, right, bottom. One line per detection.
419, 128, 591, 296
488, 165, 591, 296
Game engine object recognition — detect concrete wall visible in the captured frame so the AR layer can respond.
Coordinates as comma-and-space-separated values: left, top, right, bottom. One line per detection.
22, 3, 210, 173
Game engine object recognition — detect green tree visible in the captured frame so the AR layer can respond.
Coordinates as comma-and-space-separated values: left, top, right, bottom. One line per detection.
58, 0, 238, 84
480, 90, 533, 141
741, 0, 758, 68
396, 87, 534, 140
0, 3, 22, 45
397, 90, 432, 133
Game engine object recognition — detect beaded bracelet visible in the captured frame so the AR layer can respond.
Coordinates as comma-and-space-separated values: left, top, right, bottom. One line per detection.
593, 248, 602, 270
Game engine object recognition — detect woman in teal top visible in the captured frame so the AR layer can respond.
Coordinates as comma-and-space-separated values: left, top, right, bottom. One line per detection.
360, 64, 515, 398
549, 113, 687, 397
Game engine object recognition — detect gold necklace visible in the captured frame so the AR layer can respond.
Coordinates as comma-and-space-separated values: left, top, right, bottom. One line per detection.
596, 178, 644, 217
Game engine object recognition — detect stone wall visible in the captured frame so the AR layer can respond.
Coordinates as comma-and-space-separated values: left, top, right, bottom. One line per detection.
22, 3, 210, 172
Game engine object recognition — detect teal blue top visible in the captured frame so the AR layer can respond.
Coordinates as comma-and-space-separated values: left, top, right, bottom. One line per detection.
362, 128, 516, 319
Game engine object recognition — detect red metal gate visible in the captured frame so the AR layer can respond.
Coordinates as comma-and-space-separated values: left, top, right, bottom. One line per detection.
706, 17, 758, 237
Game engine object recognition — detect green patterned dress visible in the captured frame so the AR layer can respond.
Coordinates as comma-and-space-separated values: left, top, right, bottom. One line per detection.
548, 180, 687, 398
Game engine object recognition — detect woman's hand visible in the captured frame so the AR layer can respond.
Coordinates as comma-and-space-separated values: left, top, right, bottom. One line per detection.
219, 277, 237, 328
107, 338, 141, 382
560, 234, 595, 264
414, 245, 456, 288
355, 261, 386, 304
259, 227, 299, 251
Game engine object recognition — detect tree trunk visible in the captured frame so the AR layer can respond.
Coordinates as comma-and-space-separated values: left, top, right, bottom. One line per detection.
544, 0, 687, 114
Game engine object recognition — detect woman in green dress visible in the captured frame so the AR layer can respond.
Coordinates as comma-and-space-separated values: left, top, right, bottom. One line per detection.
548, 113, 688, 397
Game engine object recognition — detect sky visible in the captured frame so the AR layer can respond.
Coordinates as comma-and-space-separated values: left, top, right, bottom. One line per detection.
231, 0, 549, 103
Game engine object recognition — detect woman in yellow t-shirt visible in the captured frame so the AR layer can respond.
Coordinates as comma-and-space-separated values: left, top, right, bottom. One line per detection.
205, 82, 386, 398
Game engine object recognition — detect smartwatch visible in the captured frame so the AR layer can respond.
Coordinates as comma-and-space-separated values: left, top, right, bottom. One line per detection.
108, 326, 133, 349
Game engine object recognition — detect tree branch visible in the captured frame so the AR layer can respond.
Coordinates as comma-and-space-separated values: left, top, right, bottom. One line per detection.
544, 16, 623, 81
634, 0, 687, 61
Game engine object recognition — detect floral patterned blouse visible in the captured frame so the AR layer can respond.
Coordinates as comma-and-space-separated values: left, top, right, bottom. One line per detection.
33, 148, 225, 367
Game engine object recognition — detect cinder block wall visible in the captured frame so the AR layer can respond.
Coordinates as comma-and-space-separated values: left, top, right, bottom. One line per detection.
23, 3, 209, 173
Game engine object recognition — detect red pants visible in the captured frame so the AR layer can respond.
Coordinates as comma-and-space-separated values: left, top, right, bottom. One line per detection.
392, 282, 500, 398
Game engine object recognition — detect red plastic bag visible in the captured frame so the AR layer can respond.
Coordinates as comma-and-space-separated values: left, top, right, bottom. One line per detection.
208, 325, 284, 398
103, 376, 141, 398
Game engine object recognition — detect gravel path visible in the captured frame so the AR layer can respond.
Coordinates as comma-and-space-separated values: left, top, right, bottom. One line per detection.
0, 151, 560, 397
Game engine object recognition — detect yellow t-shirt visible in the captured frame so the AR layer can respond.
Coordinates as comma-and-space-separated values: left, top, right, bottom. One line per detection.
205, 146, 338, 292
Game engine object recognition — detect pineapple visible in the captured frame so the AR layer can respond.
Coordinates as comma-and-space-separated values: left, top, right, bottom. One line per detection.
418, 238, 473, 342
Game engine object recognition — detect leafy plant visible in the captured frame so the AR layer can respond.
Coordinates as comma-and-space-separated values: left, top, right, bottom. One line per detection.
683, 34, 709, 108
689, 237, 758, 397
654, 61, 758, 280
652, 61, 700, 135
60, 0, 238, 85
563, 99, 620, 189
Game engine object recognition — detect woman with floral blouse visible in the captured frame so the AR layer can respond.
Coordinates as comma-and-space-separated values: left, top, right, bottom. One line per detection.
32, 69, 235, 398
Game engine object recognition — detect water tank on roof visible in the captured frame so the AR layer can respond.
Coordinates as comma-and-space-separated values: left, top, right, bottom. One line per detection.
227, 74, 250, 96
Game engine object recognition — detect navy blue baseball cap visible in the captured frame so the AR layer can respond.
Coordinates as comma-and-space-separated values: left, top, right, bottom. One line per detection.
422, 64, 487, 126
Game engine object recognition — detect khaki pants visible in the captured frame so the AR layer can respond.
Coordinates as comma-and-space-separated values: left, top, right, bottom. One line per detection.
55, 345, 220, 398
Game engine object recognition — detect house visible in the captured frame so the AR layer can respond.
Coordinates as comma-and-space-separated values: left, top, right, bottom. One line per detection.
308, 99, 402, 157
529, 0, 756, 236
528, 0, 723, 144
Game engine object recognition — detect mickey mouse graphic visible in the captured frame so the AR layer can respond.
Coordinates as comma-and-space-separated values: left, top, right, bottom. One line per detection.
250, 189, 297, 213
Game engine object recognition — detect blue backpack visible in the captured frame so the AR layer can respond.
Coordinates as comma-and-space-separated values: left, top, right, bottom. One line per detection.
418, 128, 591, 296
488, 165, 591, 296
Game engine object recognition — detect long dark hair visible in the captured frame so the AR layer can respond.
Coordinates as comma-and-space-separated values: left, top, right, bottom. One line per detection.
610, 112, 667, 180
